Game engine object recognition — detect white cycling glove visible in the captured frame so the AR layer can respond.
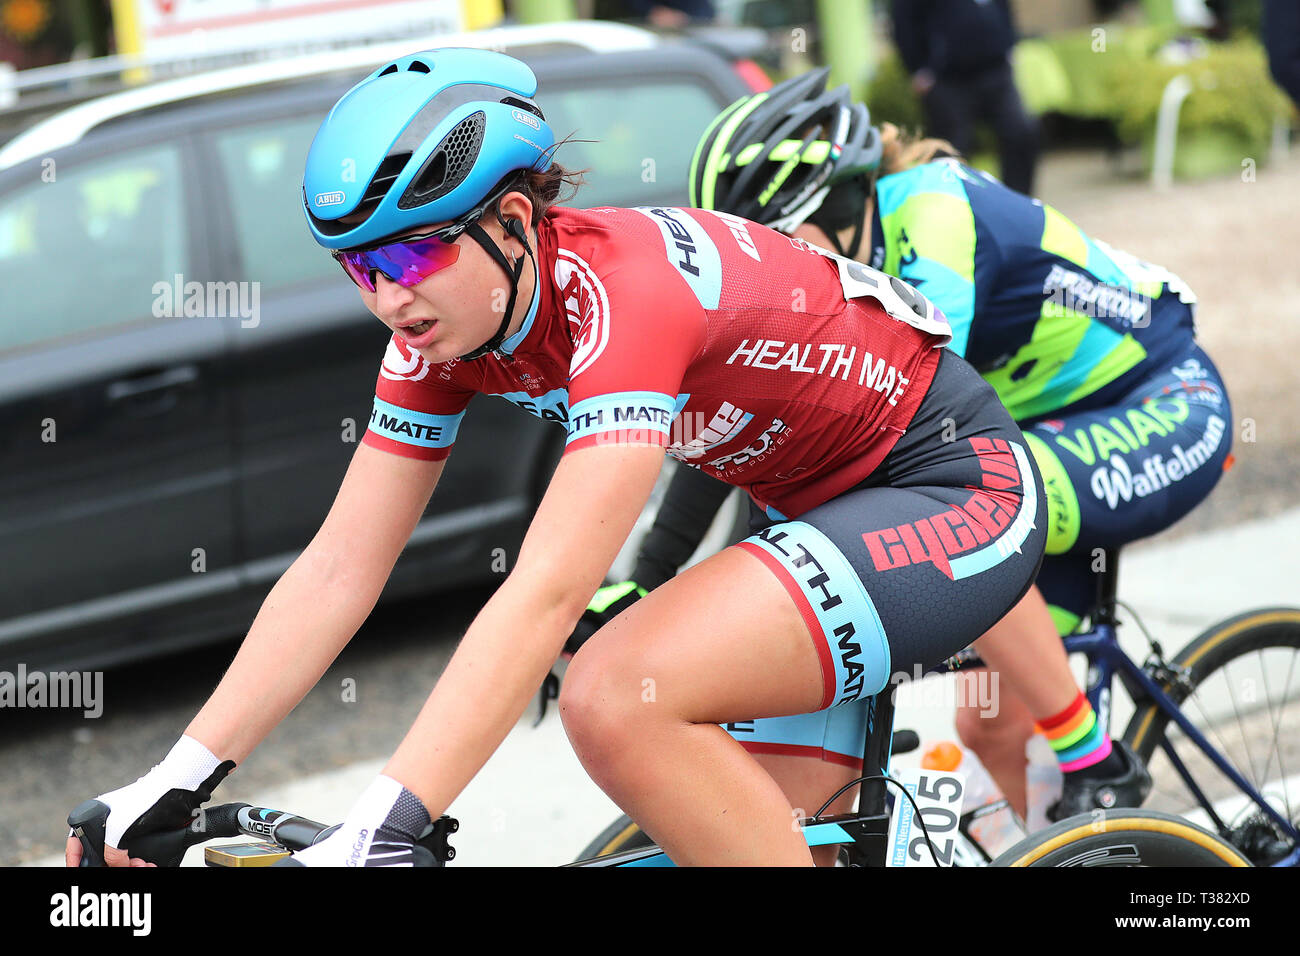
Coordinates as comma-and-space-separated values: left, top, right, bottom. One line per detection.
93, 735, 235, 850
277, 775, 435, 867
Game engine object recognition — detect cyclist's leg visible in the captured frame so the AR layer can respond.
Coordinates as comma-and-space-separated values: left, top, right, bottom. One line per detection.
1013, 343, 1232, 815
559, 545, 829, 865
734, 707, 870, 866
706, 352, 1047, 862
956, 585, 1074, 816
560, 436, 1044, 865
954, 664, 1037, 817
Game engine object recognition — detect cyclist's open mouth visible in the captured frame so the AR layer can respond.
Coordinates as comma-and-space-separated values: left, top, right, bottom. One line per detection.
400, 320, 438, 346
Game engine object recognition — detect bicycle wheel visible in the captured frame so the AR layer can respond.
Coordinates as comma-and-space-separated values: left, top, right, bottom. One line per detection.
1123, 607, 1300, 865
991, 809, 1251, 866
576, 813, 654, 861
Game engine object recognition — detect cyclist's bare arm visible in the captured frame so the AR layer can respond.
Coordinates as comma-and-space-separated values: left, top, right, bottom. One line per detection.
382, 441, 664, 817
185, 441, 444, 762
67, 441, 443, 866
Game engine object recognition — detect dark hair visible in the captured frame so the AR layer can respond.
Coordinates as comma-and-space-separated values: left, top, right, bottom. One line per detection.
516, 161, 587, 225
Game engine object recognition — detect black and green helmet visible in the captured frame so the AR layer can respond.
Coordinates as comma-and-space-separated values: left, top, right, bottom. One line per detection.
688, 67, 881, 235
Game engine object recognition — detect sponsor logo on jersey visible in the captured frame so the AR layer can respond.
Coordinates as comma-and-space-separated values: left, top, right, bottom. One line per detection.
314, 191, 345, 207
567, 391, 676, 446
706, 418, 789, 472
862, 438, 1025, 580
633, 207, 723, 309
511, 108, 542, 131
1052, 397, 1192, 466
666, 401, 754, 460
380, 337, 432, 382
499, 387, 570, 424
1042, 264, 1151, 328
1171, 359, 1208, 382
709, 210, 761, 262
1089, 414, 1226, 510
751, 523, 879, 705
555, 249, 611, 379
367, 397, 462, 448
725, 339, 914, 407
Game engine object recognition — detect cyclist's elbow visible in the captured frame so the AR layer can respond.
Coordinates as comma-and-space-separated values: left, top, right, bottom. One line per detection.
502, 564, 591, 636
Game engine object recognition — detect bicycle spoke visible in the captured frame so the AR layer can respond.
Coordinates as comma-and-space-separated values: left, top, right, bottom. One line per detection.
1260, 648, 1298, 822
1185, 671, 1257, 796
1137, 622, 1300, 863
1220, 659, 1265, 790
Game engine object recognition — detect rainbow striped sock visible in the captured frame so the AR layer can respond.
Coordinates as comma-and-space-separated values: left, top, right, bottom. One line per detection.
1038, 692, 1113, 774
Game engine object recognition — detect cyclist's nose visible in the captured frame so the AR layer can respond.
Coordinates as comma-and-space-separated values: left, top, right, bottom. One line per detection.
373, 272, 414, 318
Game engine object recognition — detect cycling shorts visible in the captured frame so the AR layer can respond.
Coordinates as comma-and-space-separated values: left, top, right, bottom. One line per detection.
1025, 344, 1232, 634
726, 350, 1047, 767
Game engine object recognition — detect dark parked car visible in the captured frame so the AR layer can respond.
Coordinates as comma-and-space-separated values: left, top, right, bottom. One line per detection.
0, 22, 760, 671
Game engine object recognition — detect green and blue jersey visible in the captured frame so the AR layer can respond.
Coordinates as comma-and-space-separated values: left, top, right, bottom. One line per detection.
868, 159, 1197, 422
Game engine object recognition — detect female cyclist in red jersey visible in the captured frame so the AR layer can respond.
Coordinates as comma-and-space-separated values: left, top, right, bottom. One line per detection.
65, 49, 1044, 867
576, 70, 1233, 849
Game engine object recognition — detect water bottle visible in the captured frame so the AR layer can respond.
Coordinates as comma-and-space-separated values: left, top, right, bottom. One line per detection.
921, 740, 1026, 858
1025, 733, 1064, 832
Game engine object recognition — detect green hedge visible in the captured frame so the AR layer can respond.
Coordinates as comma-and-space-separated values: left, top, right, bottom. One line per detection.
865, 24, 1290, 179
864, 49, 925, 133
1108, 39, 1291, 160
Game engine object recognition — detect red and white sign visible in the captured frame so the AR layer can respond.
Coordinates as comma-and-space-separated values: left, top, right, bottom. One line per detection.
134, 0, 463, 57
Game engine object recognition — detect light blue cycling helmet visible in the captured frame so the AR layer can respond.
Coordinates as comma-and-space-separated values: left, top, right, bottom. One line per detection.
303, 48, 556, 359
304, 47, 555, 249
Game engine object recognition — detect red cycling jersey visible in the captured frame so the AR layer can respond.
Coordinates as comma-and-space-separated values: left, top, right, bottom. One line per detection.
363, 205, 951, 520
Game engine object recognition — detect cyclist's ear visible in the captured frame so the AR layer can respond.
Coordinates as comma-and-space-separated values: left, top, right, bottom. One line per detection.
496, 191, 534, 236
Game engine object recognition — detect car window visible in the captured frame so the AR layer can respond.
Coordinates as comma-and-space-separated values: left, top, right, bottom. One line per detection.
205, 75, 727, 292
0, 143, 188, 351
214, 115, 340, 291
541, 78, 729, 207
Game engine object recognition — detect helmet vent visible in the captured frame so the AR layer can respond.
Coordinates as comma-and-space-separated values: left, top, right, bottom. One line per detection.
365, 153, 413, 205
378, 63, 399, 77
407, 60, 431, 73
500, 96, 545, 120
398, 111, 486, 209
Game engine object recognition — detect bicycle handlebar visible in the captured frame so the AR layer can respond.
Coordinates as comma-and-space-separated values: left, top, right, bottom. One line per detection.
67, 800, 336, 867
68, 800, 455, 866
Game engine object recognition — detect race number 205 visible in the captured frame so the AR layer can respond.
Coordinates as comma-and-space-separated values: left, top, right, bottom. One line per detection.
886, 768, 965, 867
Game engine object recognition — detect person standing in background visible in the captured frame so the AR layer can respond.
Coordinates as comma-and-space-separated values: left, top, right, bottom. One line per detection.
594, 0, 715, 28
1262, 0, 1300, 109
891, 0, 1039, 194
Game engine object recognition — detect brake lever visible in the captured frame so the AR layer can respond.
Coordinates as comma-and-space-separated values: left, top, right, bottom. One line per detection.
68, 800, 111, 867
68, 800, 249, 867
533, 671, 560, 727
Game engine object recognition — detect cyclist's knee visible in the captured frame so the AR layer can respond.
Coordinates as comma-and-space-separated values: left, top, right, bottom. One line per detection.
558, 641, 645, 768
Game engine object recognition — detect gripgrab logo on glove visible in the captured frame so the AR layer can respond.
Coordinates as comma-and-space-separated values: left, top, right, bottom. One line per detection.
348, 828, 369, 867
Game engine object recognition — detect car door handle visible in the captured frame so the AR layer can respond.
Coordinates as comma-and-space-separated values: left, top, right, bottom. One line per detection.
106, 365, 200, 403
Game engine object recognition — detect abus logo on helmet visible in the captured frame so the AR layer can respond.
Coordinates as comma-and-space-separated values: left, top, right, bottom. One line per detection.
315, 191, 346, 207
511, 109, 542, 131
